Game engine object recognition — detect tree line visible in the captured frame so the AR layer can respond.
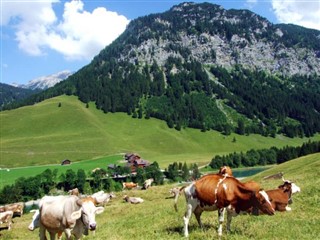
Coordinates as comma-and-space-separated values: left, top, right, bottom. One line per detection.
209, 140, 320, 169
0, 161, 199, 205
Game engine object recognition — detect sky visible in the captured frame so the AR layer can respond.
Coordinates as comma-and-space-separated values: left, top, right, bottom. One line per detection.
1, 0, 320, 85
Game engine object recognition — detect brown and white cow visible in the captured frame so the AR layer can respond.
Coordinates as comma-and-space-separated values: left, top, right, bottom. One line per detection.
179, 174, 274, 237
265, 178, 301, 212
123, 195, 144, 204
0, 210, 13, 230
39, 195, 104, 240
122, 182, 138, 190
142, 178, 154, 190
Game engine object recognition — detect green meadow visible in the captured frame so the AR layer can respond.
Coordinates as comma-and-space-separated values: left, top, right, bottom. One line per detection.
0, 155, 122, 187
1, 95, 319, 171
1, 95, 320, 189
1, 153, 319, 239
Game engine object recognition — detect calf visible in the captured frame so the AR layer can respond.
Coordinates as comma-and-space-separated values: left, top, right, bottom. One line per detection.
0, 210, 13, 230
180, 174, 274, 237
123, 195, 144, 204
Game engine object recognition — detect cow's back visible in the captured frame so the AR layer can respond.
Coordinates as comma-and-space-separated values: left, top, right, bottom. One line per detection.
194, 174, 223, 205
40, 195, 81, 232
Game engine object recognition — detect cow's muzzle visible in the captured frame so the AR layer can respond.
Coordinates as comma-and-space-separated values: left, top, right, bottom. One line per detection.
89, 223, 96, 230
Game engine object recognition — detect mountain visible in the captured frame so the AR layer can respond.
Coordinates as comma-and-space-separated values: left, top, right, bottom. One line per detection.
0, 83, 39, 108
3, 2, 320, 137
17, 70, 73, 90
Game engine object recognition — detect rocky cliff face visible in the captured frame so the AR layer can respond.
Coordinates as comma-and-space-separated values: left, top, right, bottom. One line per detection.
114, 2, 320, 77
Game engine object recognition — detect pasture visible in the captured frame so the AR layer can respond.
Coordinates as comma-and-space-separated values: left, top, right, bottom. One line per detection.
0, 155, 122, 187
1, 95, 319, 169
1, 153, 319, 240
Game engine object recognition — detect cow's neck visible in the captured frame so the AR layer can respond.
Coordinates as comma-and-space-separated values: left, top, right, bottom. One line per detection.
234, 185, 255, 212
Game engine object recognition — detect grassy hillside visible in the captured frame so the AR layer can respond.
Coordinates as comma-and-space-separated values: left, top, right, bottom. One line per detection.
1, 95, 319, 169
1, 154, 319, 239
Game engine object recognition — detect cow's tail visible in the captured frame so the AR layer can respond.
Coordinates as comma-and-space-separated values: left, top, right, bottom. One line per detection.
174, 186, 186, 212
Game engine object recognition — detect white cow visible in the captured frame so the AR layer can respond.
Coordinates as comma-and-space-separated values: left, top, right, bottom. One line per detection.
91, 191, 116, 206
39, 195, 104, 240
123, 195, 144, 204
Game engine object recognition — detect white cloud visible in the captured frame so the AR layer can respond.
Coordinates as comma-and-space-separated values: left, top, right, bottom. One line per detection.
245, 0, 258, 9
2, 0, 130, 60
272, 0, 320, 30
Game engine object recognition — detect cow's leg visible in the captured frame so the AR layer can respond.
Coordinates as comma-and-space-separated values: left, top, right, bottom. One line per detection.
49, 232, 56, 240
39, 225, 47, 240
7, 219, 12, 230
226, 209, 232, 232
57, 231, 63, 240
285, 205, 292, 211
217, 208, 225, 237
226, 207, 237, 233
64, 229, 72, 240
194, 207, 204, 228
183, 199, 198, 237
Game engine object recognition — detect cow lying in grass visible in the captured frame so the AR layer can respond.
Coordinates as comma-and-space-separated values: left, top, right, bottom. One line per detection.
123, 195, 144, 204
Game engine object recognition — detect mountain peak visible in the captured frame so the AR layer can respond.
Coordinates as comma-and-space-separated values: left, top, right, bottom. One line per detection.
19, 70, 73, 90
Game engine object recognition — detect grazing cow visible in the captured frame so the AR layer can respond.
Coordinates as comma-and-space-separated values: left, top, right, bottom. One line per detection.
0, 202, 24, 217
179, 174, 274, 237
39, 195, 104, 240
123, 195, 144, 204
218, 166, 233, 176
122, 182, 138, 190
0, 210, 13, 230
28, 209, 40, 231
142, 178, 154, 190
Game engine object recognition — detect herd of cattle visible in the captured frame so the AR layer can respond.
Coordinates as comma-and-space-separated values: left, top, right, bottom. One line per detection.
0, 168, 301, 239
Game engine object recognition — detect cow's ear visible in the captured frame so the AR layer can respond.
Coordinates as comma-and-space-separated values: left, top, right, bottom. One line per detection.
95, 206, 104, 215
70, 209, 82, 220
76, 199, 83, 206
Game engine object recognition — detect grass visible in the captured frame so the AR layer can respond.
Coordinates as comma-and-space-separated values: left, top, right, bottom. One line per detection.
1, 153, 319, 239
1, 95, 319, 170
0, 154, 122, 187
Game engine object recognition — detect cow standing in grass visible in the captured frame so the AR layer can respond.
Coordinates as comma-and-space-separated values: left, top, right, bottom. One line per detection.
177, 174, 274, 237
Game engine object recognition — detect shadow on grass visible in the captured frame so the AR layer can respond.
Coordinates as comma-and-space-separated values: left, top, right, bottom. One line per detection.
0, 226, 10, 231
166, 223, 215, 235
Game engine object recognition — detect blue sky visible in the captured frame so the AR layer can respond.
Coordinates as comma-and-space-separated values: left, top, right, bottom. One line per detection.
1, 0, 320, 85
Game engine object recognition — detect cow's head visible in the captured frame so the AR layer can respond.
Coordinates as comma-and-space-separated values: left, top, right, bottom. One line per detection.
279, 178, 301, 204
80, 200, 104, 231
218, 166, 233, 176
252, 190, 275, 216
281, 178, 301, 194
28, 209, 40, 231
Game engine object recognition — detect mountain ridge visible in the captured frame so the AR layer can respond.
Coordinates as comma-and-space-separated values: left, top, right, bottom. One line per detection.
3, 2, 320, 137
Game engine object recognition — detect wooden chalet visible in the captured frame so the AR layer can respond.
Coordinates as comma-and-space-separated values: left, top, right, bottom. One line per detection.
124, 153, 150, 173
